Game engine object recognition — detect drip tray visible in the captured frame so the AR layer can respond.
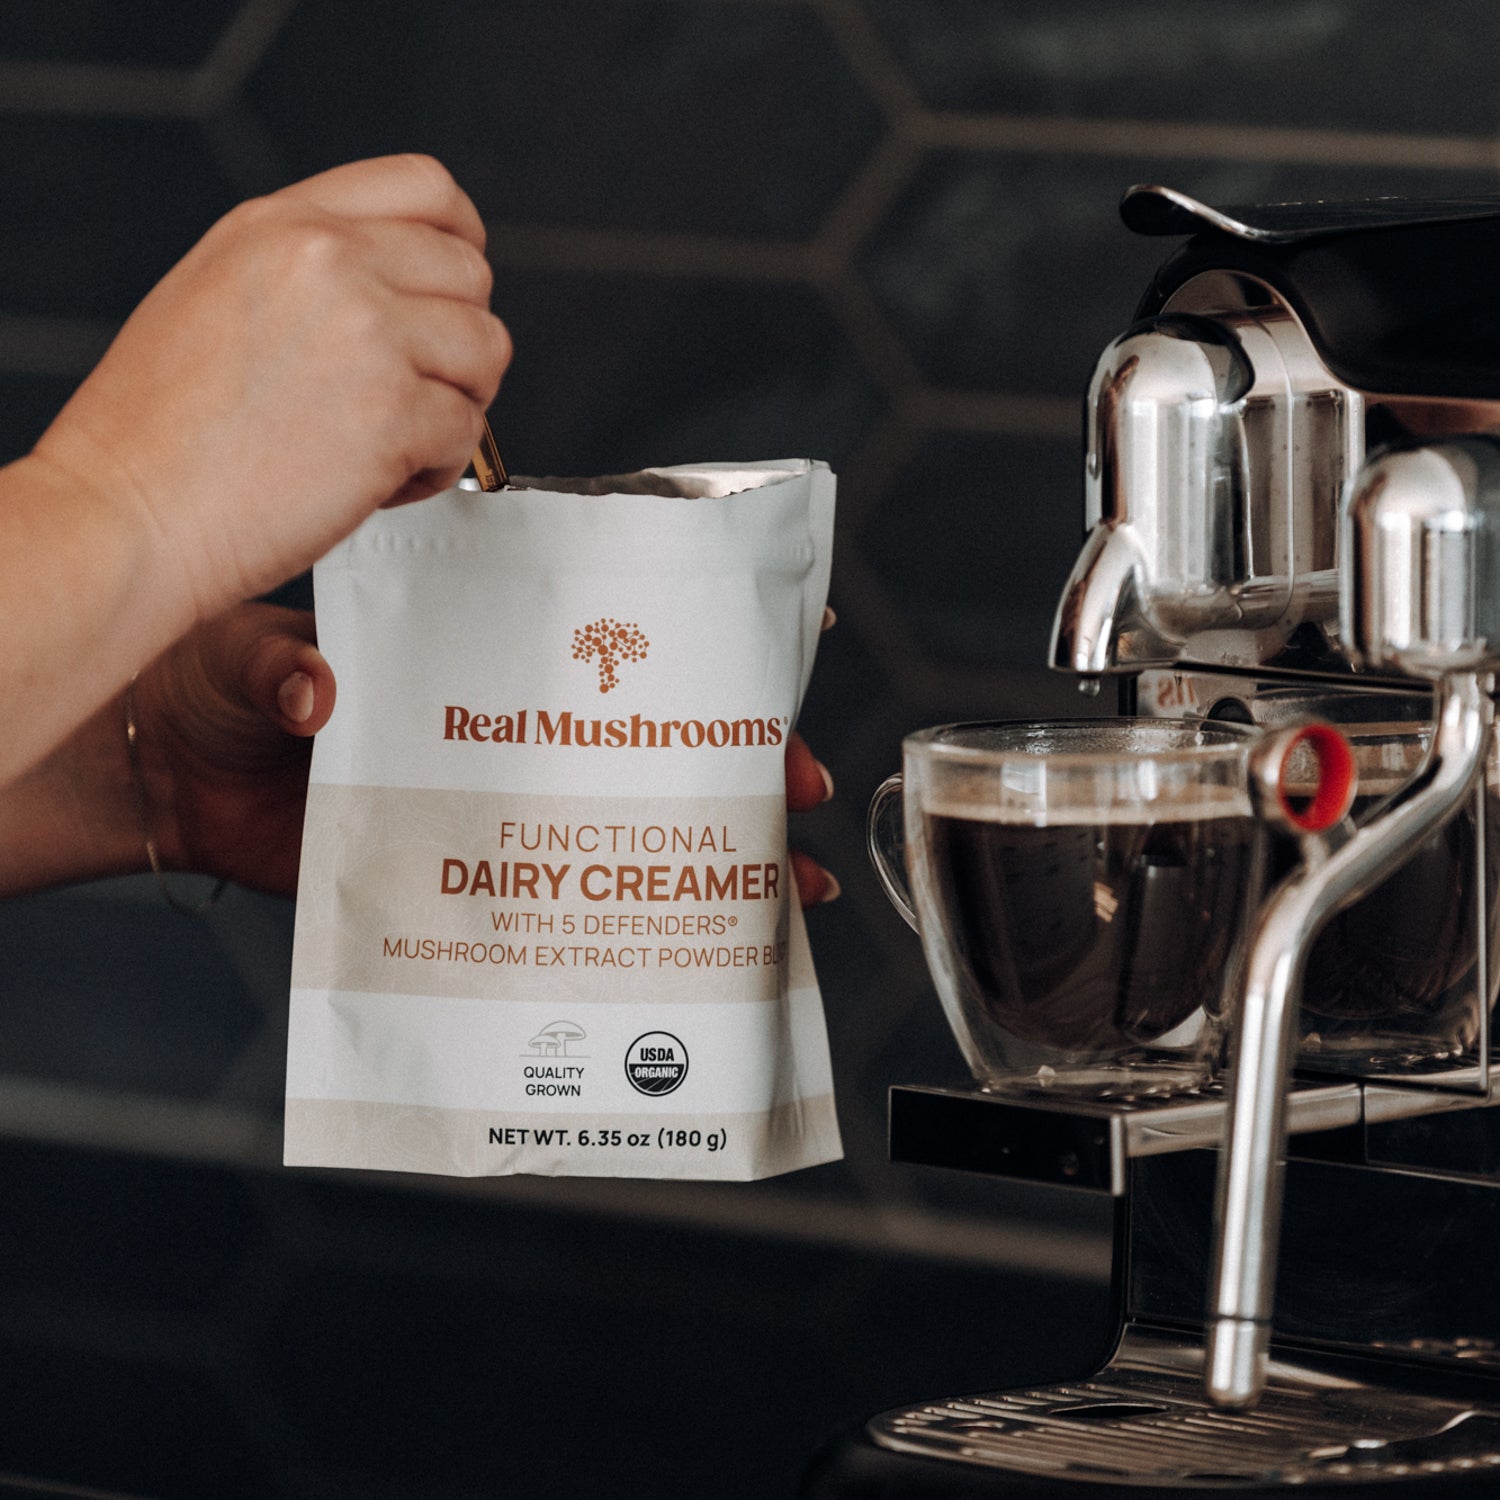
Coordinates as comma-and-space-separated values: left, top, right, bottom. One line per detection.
869, 1330, 1500, 1488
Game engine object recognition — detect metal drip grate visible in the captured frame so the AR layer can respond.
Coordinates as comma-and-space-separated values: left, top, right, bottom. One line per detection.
870, 1360, 1500, 1486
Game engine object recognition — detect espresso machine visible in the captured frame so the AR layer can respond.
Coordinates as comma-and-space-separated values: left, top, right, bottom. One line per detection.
806, 187, 1500, 1495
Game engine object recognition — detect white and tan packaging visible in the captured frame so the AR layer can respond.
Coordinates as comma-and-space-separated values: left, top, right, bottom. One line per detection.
285, 459, 842, 1179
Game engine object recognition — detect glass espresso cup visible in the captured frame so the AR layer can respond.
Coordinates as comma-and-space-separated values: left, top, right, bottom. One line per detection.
1290, 723, 1500, 1072
868, 718, 1263, 1097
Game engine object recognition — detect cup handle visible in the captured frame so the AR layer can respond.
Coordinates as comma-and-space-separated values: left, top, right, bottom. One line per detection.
867, 774, 919, 932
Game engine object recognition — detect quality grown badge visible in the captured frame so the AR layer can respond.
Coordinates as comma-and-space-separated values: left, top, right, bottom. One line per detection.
625, 1032, 688, 1095
521, 1020, 587, 1098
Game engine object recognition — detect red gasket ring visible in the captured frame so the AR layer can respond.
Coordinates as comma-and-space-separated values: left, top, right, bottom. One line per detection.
1276, 722, 1357, 833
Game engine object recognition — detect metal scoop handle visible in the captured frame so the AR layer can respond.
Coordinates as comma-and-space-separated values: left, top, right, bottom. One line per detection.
471, 416, 508, 491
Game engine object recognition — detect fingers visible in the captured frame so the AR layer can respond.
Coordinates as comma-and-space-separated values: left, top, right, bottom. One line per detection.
401, 294, 512, 406
272, 158, 511, 411
785, 729, 834, 813
350, 217, 495, 306
276, 154, 488, 251
378, 376, 490, 508
784, 730, 839, 906
791, 849, 841, 908
350, 216, 510, 404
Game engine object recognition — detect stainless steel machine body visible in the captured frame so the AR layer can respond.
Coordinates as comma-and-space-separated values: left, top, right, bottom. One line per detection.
811, 187, 1500, 1495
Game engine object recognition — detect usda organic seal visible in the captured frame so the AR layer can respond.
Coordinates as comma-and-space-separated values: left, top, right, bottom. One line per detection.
625, 1032, 688, 1096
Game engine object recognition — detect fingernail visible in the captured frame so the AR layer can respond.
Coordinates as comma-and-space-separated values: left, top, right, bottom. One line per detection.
821, 606, 837, 632
818, 869, 842, 903
278, 670, 315, 724
816, 759, 835, 803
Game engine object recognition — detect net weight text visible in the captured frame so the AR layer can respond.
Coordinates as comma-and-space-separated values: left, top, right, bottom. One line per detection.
488, 1124, 728, 1154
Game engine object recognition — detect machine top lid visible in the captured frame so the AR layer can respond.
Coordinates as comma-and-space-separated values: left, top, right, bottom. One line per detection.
1122, 183, 1500, 243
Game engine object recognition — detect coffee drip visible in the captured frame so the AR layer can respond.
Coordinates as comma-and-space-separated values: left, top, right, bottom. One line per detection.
813, 188, 1500, 1496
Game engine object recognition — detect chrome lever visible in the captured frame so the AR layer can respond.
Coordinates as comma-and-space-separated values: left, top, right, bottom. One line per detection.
1207, 677, 1494, 1407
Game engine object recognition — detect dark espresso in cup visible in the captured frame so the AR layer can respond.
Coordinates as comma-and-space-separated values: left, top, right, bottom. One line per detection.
924, 795, 1260, 1059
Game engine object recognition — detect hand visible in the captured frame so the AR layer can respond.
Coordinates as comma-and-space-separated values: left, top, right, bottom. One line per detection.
786, 730, 839, 908
32, 154, 511, 626
131, 603, 335, 898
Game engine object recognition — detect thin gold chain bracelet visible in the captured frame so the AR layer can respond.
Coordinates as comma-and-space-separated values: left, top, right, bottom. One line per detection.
124, 674, 227, 917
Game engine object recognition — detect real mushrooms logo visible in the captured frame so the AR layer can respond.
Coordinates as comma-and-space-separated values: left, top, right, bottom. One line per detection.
572, 617, 649, 693
526, 1020, 587, 1057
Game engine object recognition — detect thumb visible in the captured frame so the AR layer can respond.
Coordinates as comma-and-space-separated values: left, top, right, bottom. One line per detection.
236, 608, 337, 738
153, 602, 337, 772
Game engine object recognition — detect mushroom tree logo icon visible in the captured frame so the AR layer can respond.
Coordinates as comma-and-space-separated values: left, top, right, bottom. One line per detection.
527, 1020, 587, 1057
572, 617, 649, 693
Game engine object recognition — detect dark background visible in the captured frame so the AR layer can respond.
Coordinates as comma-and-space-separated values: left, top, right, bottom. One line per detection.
0, 3, 1496, 1496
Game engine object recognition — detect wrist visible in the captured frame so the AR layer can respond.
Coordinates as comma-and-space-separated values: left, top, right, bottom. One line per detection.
125, 672, 227, 913
22, 436, 206, 639
0, 688, 146, 897
0, 451, 201, 786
